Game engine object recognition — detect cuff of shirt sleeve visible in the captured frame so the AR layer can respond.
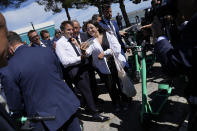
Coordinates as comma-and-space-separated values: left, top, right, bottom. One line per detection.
104, 49, 112, 56
77, 56, 81, 62
157, 36, 168, 42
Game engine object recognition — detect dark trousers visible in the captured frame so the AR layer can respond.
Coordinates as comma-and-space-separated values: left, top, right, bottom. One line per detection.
96, 56, 122, 105
64, 64, 97, 113
188, 104, 197, 131
101, 56, 129, 104
101, 73, 120, 105
88, 64, 99, 102
58, 114, 81, 131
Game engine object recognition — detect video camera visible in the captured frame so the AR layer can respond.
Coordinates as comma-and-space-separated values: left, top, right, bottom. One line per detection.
142, 0, 177, 25
141, 0, 180, 44
124, 23, 152, 46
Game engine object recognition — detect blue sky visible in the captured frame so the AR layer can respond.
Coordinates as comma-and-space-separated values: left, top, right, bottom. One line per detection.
2, 0, 151, 31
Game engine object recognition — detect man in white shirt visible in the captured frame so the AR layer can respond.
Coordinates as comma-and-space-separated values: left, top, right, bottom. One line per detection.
55, 21, 109, 122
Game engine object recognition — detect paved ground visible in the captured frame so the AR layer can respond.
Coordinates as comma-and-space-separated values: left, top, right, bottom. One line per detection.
80, 53, 189, 131
0, 51, 189, 131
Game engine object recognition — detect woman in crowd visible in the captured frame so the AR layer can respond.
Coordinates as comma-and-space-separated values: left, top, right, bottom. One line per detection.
81, 20, 129, 111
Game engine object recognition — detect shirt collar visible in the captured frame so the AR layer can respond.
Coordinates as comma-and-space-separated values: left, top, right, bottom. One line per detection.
14, 44, 23, 52
103, 18, 111, 24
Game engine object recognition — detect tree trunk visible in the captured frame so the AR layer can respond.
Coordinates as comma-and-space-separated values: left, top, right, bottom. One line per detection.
64, 7, 71, 20
119, 0, 131, 27
97, 5, 102, 16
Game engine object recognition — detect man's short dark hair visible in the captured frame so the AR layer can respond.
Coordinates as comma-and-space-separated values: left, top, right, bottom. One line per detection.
7, 31, 22, 46
60, 21, 73, 31
40, 30, 49, 40
27, 30, 36, 38
55, 29, 61, 35
102, 4, 111, 12
92, 14, 100, 21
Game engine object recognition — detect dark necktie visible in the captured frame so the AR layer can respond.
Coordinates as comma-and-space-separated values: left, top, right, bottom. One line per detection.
68, 38, 80, 56
108, 21, 116, 36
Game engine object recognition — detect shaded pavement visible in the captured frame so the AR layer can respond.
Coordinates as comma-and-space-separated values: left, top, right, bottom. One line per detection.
80, 61, 189, 131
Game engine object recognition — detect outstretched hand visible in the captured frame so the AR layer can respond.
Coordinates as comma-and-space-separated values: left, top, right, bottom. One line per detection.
98, 52, 104, 60
71, 38, 80, 47
80, 42, 89, 55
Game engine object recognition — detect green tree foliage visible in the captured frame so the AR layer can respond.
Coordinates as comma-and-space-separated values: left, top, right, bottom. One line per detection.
0, 0, 27, 10
36, 0, 88, 20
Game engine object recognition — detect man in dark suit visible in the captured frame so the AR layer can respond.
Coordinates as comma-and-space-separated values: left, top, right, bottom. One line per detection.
151, 0, 197, 130
72, 20, 100, 103
28, 30, 51, 48
99, 4, 125, 52
99, 4, 130, 70
116, 13, 123, 29
1, 31, 81, 131
72, 20, 89, 43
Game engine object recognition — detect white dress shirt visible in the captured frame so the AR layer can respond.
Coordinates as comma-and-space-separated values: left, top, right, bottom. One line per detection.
55, 36, 81, 68
86, 32, 126, 74
77, 34, 82, 43
40, 41, 46, 47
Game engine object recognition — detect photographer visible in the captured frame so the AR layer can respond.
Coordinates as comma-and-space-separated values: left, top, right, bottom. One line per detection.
151, 0, 197, 130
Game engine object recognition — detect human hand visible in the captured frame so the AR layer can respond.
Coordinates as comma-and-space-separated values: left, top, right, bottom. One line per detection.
53, 42, 56, 50
80, 42, 89, 50
126, 49, 132, 54
71, 38, 80, 47
98, 52, 104, 60
119, 31, 127, 37
80, 42, 89, 55
151, 16, 162, 38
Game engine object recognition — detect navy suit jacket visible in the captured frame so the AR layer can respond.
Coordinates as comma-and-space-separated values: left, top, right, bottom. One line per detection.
154, 13, 197, 96
99, 18, 125, 51
80, 32, 90, 42
1, 46, 80, 130
31, 40, 52, 48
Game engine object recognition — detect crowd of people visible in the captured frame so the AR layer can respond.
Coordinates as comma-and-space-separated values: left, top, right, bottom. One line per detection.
0, 4, 133, 131
0, 0, 197, 130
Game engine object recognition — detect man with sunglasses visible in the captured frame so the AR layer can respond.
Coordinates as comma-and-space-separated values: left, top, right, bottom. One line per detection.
28, 30, 48, 47
52, 29, 62, 43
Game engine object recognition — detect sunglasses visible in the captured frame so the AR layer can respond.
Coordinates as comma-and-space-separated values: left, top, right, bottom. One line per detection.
30, 34, 39, 40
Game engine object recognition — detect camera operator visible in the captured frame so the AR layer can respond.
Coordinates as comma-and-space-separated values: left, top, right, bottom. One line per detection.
151, 0, 197, 130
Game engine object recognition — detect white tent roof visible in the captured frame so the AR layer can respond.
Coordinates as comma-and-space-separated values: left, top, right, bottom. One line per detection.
14, 21, 55, 34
